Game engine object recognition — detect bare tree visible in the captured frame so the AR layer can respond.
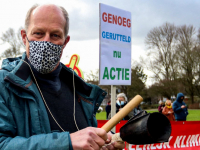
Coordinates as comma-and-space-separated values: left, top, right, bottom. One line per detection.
145, 22, 179, 96
85, 70, 99, 83
145, 23, 179, 80
176, 25, 197, 103
193, 46, 200, 97
0, 27, 24, 59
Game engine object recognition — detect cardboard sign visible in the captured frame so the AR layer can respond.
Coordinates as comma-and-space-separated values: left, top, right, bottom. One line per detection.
99, 3, 132, 85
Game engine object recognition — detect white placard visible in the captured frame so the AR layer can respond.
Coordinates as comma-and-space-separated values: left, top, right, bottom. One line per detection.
99, 3, 131, 85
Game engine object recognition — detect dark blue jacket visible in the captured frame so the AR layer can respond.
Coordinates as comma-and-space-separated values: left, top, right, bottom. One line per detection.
172, 93, 188, 121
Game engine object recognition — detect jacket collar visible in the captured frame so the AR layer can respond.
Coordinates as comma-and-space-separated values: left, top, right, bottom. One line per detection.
3, 52, 93, 97
3, 53, 33, 89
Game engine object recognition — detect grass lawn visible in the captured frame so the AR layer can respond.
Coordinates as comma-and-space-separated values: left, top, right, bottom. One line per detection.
96, 111, 107, 120
96, 109, 200, 121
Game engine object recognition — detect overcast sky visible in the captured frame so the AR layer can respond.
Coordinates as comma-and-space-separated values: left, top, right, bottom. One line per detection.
0, 0, 199, 86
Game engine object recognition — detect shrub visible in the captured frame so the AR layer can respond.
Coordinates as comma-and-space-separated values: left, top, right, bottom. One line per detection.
141, 104, 159, 109
188, 103, 200, 109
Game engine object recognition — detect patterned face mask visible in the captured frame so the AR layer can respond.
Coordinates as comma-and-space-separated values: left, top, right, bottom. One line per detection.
27, 38, 63, 74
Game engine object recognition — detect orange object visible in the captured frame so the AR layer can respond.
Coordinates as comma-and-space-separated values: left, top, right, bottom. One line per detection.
65, 54, 84, 79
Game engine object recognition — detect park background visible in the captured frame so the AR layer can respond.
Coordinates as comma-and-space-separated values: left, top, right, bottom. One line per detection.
0, 1, 199, 150
0, 1, 200, 113
96, 109, 200, 121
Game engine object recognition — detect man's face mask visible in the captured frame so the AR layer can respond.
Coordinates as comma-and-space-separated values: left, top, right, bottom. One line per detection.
27, 37, 63, 74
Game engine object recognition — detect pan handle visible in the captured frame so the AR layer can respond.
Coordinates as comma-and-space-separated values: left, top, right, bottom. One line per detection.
101, 95, 143, 132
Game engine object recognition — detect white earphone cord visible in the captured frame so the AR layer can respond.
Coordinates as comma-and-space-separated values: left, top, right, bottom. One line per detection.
21, 60, 79, 132
73, 70, 79, 131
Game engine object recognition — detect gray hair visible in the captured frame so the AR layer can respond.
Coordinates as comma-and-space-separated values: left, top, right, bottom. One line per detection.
117, 93, 127, 101
24, 4, 69, 37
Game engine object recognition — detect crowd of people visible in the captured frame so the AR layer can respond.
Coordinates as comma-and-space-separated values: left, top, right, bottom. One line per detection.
106, 92, 188, 122
158, 92, 188, 121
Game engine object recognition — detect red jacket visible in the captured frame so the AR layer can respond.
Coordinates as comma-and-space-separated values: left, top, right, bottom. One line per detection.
162, 106, 175, 121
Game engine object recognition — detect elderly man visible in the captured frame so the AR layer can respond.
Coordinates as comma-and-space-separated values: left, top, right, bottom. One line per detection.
0, 4, 125, 150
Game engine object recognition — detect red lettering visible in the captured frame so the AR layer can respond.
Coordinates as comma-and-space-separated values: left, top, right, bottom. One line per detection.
118, 16, 122, 25
131, 145, 136, 148
102, 12, 131, 28
108, 13, 112, 23
127, 19, 131, 28
113, 15, 118, 25
102, 12, 107, 22
123, 17, 126, 27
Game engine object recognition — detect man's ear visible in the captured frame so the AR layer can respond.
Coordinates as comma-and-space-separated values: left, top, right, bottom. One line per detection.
63, 35, 70, 49
21, 29, 27, 45
60, 36, 70, 58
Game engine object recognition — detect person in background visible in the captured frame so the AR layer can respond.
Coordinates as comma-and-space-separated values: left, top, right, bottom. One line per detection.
127, 103, 143, 119
106, 100, 111, 119
162, 99, 175, 121
173, 93, 189, 121
0, 4, 125, 150
133, 104, 143, 116
158, 100, 165, 113
116, 93, 129, 120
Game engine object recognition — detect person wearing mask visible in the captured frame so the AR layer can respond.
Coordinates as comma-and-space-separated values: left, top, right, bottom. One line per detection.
162, 99, 175, 121
116, 93, 129, 120
173, 93, 189, 121
0, 4, 125, 150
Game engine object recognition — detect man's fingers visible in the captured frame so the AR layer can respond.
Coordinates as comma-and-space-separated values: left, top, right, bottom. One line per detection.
88, 137, 100, 150
90, 132, 106, 147
70, 127, 108, 149
94, 128, 108, 141
114, 141, 125, 149
89, 128, 107, 147
83, 127, 108, 148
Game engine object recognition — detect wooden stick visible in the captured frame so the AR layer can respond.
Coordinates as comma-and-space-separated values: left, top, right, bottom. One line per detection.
101, 95, 143, 132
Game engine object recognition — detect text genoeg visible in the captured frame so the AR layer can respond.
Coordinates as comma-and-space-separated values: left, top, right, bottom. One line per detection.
102, 12, 131, 28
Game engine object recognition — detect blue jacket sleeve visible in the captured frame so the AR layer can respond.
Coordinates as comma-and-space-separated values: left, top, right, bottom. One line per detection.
0, 95, 72, 150
0, 132, 71, 150
185, 106, 189, 116
172, 102, 182, 113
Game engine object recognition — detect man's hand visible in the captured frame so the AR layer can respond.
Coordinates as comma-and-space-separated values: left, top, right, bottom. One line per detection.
70, 127, 107, 150
101, 132, 125, 150
181, 105, 186, 109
